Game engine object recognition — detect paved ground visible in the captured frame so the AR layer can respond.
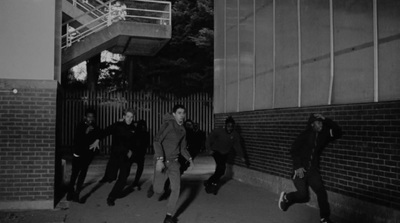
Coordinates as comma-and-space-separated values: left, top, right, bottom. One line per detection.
0, 155, 346, 223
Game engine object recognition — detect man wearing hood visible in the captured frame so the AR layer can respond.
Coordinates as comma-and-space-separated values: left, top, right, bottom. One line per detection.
204, 116, 246, 195
67, 108, 101, 202
278, 113, 342, 223
152, 104, 194, 223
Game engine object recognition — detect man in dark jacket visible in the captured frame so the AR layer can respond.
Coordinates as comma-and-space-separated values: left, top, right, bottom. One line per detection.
278, 113, 342, 223
90, 109, 137, 206
67, 108, 101, 202
204, 116, 246, 195
129, 119, 150, 190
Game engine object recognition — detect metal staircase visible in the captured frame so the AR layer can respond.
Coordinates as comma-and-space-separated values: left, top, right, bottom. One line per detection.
61, 0, 171, 71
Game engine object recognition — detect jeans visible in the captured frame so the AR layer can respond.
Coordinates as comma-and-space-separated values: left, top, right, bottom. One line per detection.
153, 159, 181, 216
286, 168, 330, 218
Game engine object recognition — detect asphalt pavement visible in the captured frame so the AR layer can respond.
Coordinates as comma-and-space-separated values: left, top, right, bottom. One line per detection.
0, 154, 346, 223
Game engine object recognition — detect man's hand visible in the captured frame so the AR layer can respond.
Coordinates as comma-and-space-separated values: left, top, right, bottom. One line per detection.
314, 113, 325, 120
85, 126, 94, 134
156, 160, 165, 172
293, 167, 307, 179
127, 150, 132, 159
241, 157, 250, 167
89, 139, 99, 151
187, 159, 195, 171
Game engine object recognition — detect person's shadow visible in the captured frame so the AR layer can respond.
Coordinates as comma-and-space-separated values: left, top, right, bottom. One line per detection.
79, 179, 106, 203
174, 179, 203, 218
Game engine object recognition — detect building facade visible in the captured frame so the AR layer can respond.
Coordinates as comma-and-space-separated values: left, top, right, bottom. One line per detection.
0, 0, 62, 209
214, 0, 400, 222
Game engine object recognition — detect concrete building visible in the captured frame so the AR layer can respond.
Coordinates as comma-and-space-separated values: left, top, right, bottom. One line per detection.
213, 0, 400, 222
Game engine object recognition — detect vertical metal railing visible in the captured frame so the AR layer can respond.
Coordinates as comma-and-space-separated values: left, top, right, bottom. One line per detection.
60, 90, 214, 154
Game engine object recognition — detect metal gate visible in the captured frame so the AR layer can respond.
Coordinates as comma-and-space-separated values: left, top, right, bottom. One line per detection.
59, 90, 214, 154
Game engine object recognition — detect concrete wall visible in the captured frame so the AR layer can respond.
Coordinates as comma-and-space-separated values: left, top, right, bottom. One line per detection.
214, 0, 400, 114
214, 101, 400, 222
0, 0, 60, 81
0, 0, 62, 209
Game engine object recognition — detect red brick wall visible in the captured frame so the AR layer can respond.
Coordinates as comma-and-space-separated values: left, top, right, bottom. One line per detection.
0, 79, 58, 208
215, 101, 400, 211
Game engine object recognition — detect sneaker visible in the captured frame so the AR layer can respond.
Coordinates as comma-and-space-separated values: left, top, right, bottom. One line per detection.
147, 186, 154, 198
131, 182, 141, 191
278, 191, 289, 211
66, 192, 74, 201
205, 182, 218, 195
72, 192, 80, 202
163, 214, 177, 223
320, 218, 333, 223
107, 197, 115, 206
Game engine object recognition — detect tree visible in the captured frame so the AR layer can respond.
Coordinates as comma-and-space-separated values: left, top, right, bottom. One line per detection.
64, 0, 214, 96
134, 0, 214, 96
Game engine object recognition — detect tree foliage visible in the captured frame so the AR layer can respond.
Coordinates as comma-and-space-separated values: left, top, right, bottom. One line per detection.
65, 0, 214, 96
130, 0, 214, 96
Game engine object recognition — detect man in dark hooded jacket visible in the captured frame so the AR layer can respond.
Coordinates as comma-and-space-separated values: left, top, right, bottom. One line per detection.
278, 113, 342, 223
67, 108, 101, 202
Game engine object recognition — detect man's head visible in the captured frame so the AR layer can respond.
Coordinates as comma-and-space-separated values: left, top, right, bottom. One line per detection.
84, 108, 96, 124
193, 122, 199, 131
172, 104, 186, 125
123, 108, 135, 125
225, 116, 235, 134
185, 119, 194, 130
308, 114, 324, 132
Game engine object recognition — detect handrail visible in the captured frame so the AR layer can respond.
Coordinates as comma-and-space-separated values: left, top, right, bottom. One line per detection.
62, 0, 171, 49
63, 0, 117, 26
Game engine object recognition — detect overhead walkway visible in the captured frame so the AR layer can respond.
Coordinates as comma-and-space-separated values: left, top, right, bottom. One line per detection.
61, 0, 171, 72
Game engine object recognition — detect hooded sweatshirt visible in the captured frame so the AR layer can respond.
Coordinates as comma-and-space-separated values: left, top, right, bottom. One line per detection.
206, 127, 244, 157
153, 113, 191, 161
291, 114, 342, 170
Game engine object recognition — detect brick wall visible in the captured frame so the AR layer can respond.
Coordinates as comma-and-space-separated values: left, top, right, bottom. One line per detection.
0, 79, 58, 209
215, 101, 400, 211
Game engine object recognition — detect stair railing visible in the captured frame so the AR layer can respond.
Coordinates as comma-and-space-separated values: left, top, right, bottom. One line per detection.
69, 0, 108, 20
62, 0, 171, 49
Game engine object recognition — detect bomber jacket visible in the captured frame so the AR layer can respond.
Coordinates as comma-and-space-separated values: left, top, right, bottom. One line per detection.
291, 115, 342, 171
100, 121, 136, 156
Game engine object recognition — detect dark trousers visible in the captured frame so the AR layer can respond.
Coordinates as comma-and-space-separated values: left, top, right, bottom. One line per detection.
131, 156, 145, 185
207, 152, 229, 185
286, 168, 330, 219
108, 154, 133, 199
102, 153, 119, 181
69, 153, 95, 193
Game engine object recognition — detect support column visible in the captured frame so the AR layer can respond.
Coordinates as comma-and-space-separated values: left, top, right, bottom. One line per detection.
87, 54, 101, 92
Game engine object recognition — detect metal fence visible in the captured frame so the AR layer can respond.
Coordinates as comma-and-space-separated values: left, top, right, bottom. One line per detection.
59, 90, 214, 154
